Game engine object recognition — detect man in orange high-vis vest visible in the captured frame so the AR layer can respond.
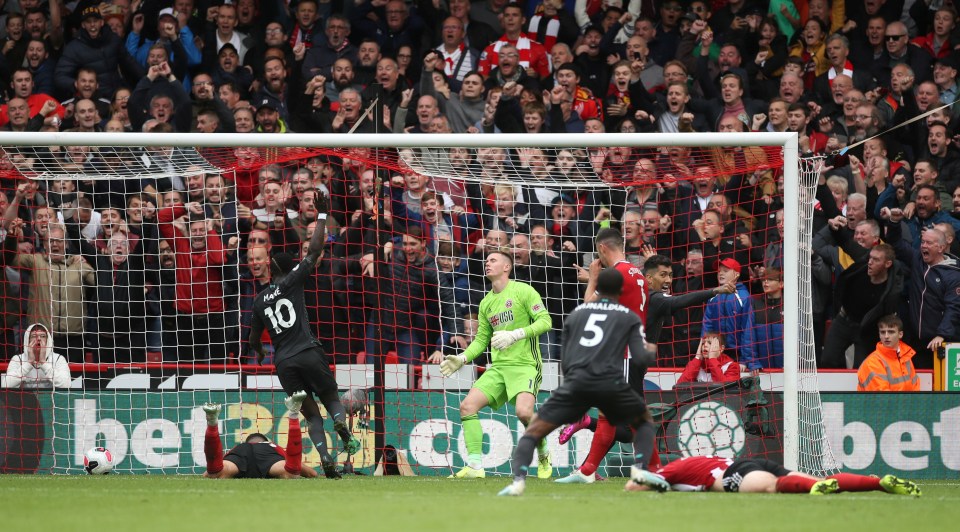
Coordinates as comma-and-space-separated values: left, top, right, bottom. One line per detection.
857, 315, 920, 391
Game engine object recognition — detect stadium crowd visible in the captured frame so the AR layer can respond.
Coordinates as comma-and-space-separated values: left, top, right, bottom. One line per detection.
0, 0, 950, 391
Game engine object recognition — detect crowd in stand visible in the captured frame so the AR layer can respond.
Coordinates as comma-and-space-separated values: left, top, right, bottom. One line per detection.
0, 0, 950, 391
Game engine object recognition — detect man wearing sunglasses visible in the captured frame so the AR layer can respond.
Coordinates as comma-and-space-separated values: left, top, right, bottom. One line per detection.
877, 20, 932, 87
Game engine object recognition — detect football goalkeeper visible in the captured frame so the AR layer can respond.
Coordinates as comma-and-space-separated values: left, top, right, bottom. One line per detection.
439, 249, 553, 478
202, 391, 318, 479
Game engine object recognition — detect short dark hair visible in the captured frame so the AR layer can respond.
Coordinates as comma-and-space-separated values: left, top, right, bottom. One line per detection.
245, 433, 269, 444
420, 190, 438, 204
557, 62, 582, 79
872, 242, 895, 263
784, 56, 805, 68
787, 102, 811, 117
596, 267, 624, 297
220, 81, 241, 94
916, 184, 942, 200
437, 240, 457, 257
643, 254, 673, 275
504, 3, 524, 15
271, 252, 297, 275
807, 16, 829, 35
404, 225, 425, 241
915, 158, 938, 172
877, 314, 903, 331
595, 227, 624, 249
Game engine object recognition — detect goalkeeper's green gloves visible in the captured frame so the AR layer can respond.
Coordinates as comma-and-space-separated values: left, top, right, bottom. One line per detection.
491, 329, 525, 350
440, 354, 467, 377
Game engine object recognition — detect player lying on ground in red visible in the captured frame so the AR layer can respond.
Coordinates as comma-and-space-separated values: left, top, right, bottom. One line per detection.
202, 391, 318, 479
624, 455, 921, 496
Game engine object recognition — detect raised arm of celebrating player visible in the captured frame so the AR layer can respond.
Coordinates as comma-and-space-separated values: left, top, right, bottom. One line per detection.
303, 193, 329, 264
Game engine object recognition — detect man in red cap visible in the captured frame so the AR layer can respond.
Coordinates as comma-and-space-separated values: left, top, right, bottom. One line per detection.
702, 257, 757, 372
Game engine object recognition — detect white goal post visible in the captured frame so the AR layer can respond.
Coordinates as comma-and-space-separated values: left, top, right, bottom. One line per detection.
0, 131, 831, 474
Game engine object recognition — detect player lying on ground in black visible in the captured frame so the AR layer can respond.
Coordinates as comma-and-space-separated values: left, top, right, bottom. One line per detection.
202, 391, 318, 479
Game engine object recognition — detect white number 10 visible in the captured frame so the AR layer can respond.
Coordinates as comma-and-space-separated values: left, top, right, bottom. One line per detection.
579, 313, 607, 347
264, 298, 296, 333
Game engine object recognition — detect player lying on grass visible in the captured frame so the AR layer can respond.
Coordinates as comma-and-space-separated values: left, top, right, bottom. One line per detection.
202, 391, 318, 479
625, 455, 921, 496
498, 269, 668, 496
248, 197, 360, 478
439, 249, 553, 479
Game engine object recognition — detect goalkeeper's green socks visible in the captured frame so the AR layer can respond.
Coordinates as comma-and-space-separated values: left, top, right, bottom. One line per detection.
536, 437, 548, 457
462, 414, 483, 469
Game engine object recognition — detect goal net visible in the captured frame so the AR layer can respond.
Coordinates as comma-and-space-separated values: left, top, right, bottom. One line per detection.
0, 132, 836, 477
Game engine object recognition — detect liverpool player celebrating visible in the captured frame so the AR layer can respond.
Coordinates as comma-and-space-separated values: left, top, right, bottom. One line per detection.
248, 195, 360, 479
498, 268, 666, 496
202, 391, 317, 479
556, 227, 656, 483
626, 455, 921, 496
439, 250, 553, 479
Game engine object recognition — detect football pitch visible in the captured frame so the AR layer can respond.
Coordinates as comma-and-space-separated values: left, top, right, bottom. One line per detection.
4, 476, 960, 532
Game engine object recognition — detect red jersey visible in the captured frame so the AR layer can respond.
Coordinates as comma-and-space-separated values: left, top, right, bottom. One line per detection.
614, 260, 647, 324
478, 34, 551, 78
655, 456, 733, 491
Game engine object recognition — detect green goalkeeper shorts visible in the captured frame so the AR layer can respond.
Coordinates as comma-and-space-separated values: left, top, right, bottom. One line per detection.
473, 364, 541, 411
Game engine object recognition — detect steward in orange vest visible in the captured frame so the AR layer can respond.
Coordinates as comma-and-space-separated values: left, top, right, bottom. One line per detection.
857, 316, 920, 391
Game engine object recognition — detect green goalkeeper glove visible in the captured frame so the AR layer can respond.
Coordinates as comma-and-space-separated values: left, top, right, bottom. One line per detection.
491, 329, 525, 350
440, 354, 467, 377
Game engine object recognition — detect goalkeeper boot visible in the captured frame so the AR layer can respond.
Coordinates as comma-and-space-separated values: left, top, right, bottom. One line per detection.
536, 451, 553, 479
630, 465, 669, 493
334, 419, 362, 456
555, 469, 596, 484
558, 414, 591, 445
202, 403, 221, 425
284, 390, 307, 415
497, 481, 525, 497
449, 465, 485, 479
321, 461, 342, 480
810, 479, 840, 495
880, 475, 922, 497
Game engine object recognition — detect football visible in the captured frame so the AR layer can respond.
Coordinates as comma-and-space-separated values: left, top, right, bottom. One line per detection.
676, 401, 747, 459
84, 447, 115, 475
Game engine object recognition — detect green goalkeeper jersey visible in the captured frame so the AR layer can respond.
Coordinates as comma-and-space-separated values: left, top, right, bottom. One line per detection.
463, 280, 552, 367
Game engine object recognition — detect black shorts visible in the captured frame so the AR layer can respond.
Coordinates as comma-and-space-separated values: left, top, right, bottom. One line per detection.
223, 442, 284, 479
276, 349, 338, 398
536, 383, 646, 426
721, 458, 791, 492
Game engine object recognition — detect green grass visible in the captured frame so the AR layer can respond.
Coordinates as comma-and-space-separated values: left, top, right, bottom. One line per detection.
3, 476, 959, 532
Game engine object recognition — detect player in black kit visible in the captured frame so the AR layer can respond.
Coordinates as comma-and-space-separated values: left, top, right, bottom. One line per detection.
498, 268, 669, 496
202, 391, 319, 479
248, 196, 360, 479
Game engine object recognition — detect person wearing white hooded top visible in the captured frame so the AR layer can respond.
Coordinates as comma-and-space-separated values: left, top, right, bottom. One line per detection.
1, 324, 71, 389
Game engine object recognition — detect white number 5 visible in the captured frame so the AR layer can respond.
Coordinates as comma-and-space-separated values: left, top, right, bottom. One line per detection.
579, 313, 607, 347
